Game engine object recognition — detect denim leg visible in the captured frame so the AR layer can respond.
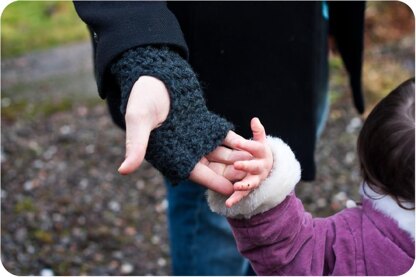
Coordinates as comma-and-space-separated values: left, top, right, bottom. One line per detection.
165, 179, 249, 276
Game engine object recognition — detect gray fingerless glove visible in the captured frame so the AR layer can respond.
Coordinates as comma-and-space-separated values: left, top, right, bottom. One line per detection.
111, 46, 233, 183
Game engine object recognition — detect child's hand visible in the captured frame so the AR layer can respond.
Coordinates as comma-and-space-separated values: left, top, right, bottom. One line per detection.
225, 117, 273, 207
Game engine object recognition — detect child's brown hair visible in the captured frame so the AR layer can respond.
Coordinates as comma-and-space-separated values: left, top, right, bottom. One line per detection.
357, 78, 415, 209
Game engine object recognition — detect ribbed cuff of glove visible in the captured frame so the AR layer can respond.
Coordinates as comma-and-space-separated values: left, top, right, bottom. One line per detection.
111, 46, 233, 183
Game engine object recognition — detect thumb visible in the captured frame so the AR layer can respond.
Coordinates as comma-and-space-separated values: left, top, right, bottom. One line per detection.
251, 117, 266, 142
118, 120, 152, 175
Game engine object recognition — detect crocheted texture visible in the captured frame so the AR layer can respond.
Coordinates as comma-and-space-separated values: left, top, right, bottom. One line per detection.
111, 46, 233, 183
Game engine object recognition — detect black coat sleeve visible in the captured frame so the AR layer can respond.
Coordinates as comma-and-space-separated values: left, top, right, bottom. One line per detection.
73, 1, 188, 99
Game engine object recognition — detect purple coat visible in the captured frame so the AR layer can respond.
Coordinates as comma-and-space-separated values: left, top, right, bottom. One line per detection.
228, 193, 414, 275
207, 137, 415, 276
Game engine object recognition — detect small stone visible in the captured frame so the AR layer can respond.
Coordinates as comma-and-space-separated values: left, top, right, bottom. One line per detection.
23, 180, 34, 191
1, 97, 11, 107
333, 191, 347, 202
85, 144, 95, 154
108, 201, 121, 212
155, 199, 168, 213
109, 260, 119, 270
124, 226, 136, 236
136, 180, 145, 190
43, 146, 58, 160
26, 245, 35, 254
120, 263, 134, 274
316, 198, 327, 208
1, 189, 7, 199
59, 125, 72, 135
40, 268, 54, 276
151, 235, 160, 244
346, 117, 362, 133
79, 179, 89, 189
157, 258, 167, 267
15, 228, 28, 242
52, 213, 63, 223
33, 159, 44, 168
112, 251, 123, 259
344, 152, 355, 165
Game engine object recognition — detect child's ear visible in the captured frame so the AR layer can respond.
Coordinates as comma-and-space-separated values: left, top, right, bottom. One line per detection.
251, 117, 266, 142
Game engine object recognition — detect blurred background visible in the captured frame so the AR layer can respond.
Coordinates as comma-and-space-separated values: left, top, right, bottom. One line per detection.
1, 1, 414, 275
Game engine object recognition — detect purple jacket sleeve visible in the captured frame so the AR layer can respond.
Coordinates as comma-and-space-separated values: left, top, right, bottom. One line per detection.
227, 193, 334, 275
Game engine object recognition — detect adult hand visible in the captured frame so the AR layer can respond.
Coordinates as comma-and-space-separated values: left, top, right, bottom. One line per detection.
118, 75, 251, 195
118, 75, 170, 175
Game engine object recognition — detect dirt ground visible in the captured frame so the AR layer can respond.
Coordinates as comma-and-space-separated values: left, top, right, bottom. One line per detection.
1, 2, 414, 276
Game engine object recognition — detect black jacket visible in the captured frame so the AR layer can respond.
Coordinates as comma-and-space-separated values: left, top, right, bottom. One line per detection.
74, 1, 365, 181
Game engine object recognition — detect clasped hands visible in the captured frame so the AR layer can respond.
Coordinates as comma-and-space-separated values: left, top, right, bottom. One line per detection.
118, 76, 273, 207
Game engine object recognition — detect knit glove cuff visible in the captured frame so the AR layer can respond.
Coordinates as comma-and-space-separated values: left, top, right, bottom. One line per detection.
111, 46, 234, 183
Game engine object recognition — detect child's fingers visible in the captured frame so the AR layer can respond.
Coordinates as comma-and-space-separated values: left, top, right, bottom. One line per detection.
251, 117, 267, 142
225, 190, 251, 208
207, 162, 226, 176
206, 161, 247, 182
233, 175, 261, 191
235, 139, 265, 158
234, 160, 264, 175
190, 163, 234, 195
206, 146, 252, 164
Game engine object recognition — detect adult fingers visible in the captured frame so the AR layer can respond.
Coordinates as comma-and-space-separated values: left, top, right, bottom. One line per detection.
206, 162, 226, 176
205, 146, 252, 164
206, 162, 247, 182
189, 162, 234, 195
222, 130, 247, 149
223, 165, 247, 182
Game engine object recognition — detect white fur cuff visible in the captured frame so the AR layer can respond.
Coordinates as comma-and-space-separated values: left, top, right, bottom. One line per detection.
207, 136, 301, 219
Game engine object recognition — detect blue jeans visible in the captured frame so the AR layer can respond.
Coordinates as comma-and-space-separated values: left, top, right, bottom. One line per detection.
165, 179, 250, 275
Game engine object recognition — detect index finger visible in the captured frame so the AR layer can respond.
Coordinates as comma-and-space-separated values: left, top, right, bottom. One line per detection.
222, 131, 247, 149
205, 146, 253, 164
189, 162, 234, 196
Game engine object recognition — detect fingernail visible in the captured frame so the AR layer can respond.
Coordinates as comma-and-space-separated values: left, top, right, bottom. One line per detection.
118, 161, 126, 173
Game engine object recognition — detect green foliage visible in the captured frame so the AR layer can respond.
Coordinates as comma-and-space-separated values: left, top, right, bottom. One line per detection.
1, 1, 89, 58
1, 97, 74, 121
33, 229, 54, 244
14, 197, 37, 213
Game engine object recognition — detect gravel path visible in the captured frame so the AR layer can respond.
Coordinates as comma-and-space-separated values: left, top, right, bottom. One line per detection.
0, 44, 363, 276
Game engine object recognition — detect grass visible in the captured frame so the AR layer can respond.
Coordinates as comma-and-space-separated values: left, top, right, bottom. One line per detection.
1, 1, 89, 58
1, 96, 101, 121
14, 197, 37, 213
